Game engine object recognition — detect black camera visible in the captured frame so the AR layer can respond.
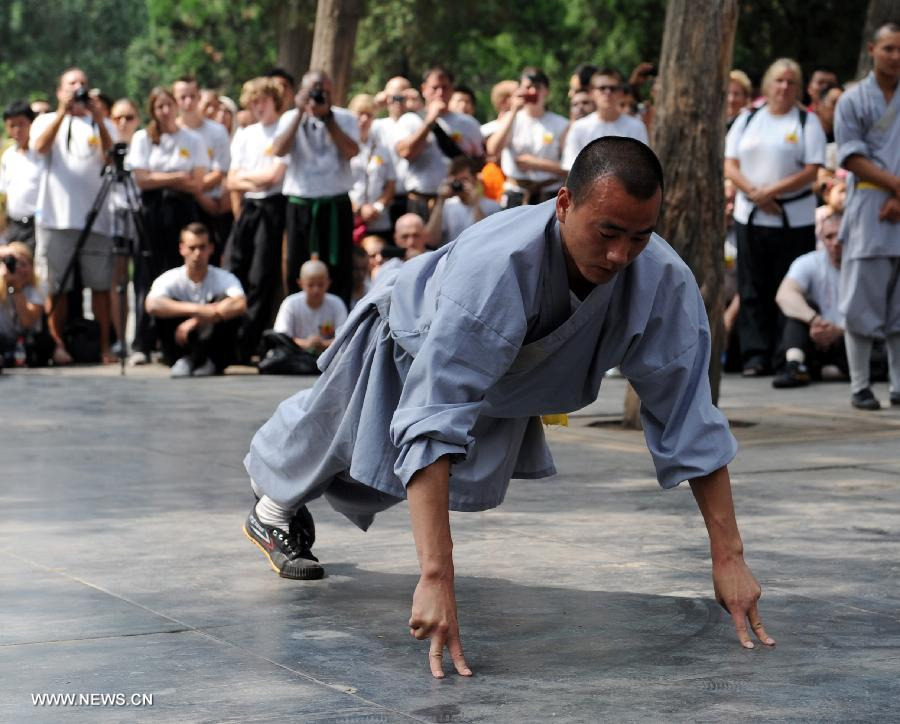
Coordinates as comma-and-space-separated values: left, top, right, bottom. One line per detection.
107, 142, 128, 174
309, 83, 327, 105
450, 179, 464, 193
73, 85, 91, 105
390, 94, 405, 104
3, 255, 16, 275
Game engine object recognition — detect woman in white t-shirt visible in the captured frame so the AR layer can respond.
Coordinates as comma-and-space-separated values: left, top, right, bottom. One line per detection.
725, 58, 826, 377
348, 94, 395, 240
126, 86, 206, 359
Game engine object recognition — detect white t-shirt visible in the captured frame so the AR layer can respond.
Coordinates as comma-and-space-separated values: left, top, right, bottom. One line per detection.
349, 138, 396, 232
441, 197, 501, 245
0, 145, 45, 219
230, 122, 289, 199
725, 106, 826, 227
480, 119, 500, 140
562, 112, 649, 170
785, 249, 842, 326
499, 110, 569, 186
278, 107, 360, 198
126, 127, 208, 174
182, 118, 231, 199
372, 116, 409, 194
147, 265, 244, 303
0, 285, 45, 340
29, 113, 118, 233
273, 291, 348, 340
396, 111, 484, 195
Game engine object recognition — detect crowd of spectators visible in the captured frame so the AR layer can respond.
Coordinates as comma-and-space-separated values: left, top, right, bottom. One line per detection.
0, 24, 898, 409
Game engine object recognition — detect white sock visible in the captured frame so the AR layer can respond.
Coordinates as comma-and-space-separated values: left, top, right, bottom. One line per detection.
255, 495, 293, 530
785, 347, 805, 364
887, 333, 900, 396
845, 331, 873, 394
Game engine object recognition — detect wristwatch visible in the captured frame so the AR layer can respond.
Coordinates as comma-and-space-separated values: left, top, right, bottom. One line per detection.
372, 201, 385, 214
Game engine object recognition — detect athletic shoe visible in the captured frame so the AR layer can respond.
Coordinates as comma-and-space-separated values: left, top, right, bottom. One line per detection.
243, 507, 324, 580
820, 364, 848, 382
192, 358, 216, 377
128, 350, 150, 366
851, 388, 881, 411
170, 356, 193, 378
772, 361, 810, 388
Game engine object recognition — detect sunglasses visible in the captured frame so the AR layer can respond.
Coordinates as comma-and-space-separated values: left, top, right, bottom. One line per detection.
113, 114, 137, 122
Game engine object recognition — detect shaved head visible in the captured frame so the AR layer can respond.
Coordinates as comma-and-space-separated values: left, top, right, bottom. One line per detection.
300, 258, 329, 280
566, 137, 664, 206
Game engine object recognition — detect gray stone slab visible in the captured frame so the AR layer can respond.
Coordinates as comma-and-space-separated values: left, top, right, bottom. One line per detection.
2, 366, 899, 721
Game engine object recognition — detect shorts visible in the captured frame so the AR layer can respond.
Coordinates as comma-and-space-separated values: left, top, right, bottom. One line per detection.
35, 226, 114, 294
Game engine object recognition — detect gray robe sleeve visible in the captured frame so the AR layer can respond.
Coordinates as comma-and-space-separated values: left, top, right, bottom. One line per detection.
620, 265, 738, 488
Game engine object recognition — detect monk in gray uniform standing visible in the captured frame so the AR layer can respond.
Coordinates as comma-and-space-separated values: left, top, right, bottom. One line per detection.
835, 21, 900, 410
243, 138, 775, 678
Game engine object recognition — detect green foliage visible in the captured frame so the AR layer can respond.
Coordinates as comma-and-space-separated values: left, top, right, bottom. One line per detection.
0, 0, 872, 123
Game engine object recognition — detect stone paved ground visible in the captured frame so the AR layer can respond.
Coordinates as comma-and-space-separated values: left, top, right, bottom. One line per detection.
1, 365, 899, 722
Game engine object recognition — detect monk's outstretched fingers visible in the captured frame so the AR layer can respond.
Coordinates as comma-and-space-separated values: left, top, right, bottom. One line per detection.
748, 603, 776, 646
429, 638, 446, 679
731, 608, 754, 649
448, 634, 472, 676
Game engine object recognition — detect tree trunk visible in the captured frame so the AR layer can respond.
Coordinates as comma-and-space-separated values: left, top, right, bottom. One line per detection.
856, 0, 900, 79
275, 0, 316, 85
309, 0, 364, 106
649, 0, 738, 411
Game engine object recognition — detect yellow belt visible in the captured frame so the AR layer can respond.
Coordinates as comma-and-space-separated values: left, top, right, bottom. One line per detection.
856, 181, 889, 191
541, 414, 569, 427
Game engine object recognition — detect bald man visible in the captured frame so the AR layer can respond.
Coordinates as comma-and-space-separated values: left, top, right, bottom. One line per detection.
244, 137, 773, 679
394, 213, 427, 257
373, 76, 414, 225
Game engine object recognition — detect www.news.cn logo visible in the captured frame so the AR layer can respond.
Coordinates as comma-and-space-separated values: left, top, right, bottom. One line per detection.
31, 693, 154, 707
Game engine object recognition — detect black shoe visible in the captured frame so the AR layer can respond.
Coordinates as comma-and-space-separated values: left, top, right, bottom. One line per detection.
742, 356, 770, 377
772, 361, 810, 388
243, 507, 324, 580
851, 388, 881, 411
891, 393, 900, 407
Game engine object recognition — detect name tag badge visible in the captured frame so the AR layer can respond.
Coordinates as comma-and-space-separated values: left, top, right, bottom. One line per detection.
542, 132, 554, 145
784, 132, 799, 144
179, 147, 191, 158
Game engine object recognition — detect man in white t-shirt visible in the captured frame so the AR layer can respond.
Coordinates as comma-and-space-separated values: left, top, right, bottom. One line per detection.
1, 101, 44, 250
773, 211, 847, 387
273, 258, 348, 354
562, 67, 649, 170
227, 76, 289, 361
146, 222, 246, 377
425, 157, 501, 247
395, 66, 484, 220
272, 70, 360, 302
30, 67, 117, 365
174, 76, 233, 259
486, 67, 569, 206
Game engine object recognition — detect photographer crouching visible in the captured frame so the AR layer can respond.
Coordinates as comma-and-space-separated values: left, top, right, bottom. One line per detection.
424, 156, 501, 248
0, 243, 53, 370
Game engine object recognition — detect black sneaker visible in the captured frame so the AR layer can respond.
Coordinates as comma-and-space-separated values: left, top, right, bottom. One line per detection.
851, 388, 881, 411
243, 507, 324, 580
772, 361, 811, 388
891, 393, 900, 407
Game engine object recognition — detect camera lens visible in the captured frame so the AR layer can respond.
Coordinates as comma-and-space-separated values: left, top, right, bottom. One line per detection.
450, 180, 464, 193
3, 255, 16, 274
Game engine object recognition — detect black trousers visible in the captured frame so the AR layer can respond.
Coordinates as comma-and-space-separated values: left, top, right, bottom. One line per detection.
156, 315, 240, 372
228, 195, 286, 359
135, 190, 199, 353
6, 217, 35, 252
285, 194, 354, 303
776, 316, 848, 376
735, 221, 815, 369
197, 207, 234, 267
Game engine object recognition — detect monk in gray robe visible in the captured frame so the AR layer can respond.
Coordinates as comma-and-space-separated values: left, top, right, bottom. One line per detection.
834, 21, 900, 410
243, 137, 775, 678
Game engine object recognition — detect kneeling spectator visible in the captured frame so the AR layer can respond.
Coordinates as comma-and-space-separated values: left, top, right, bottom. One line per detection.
425, 157, 501, 248
273, 258, 348, 355
0, 242, 52, 368
146, 223, 246, 378
773, 211, 846, 388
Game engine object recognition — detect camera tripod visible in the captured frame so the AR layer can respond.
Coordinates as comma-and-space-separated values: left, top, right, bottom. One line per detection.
50, 143, 150, 375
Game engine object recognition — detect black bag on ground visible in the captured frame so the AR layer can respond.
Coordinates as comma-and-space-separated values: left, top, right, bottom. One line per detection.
63, 317, 101, 363
257, 331, 321, 375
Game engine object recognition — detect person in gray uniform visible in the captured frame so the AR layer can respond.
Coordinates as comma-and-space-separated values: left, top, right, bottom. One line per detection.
834, 22, 900, 410
242, 138, 775, 678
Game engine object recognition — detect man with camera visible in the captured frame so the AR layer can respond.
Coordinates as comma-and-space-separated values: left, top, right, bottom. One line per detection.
424, 156, 501, 248
272, 70, 359, 303
395, 66, 484, 221
372, 76, 414, 225
486, 67, 569, 208
30, 67, 116, 365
